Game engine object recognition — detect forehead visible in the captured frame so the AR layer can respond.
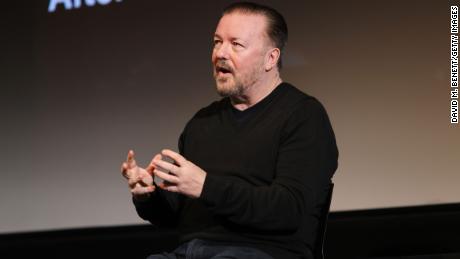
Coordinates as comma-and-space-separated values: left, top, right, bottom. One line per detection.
214, 12, 268, 41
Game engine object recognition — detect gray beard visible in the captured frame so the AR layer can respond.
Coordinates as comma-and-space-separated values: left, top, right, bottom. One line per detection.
216, 85, 244, 97
215, 78, 246, 97
214, 64, 262, 98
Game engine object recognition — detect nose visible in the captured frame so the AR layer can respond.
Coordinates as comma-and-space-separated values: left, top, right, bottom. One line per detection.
214, 42, 230, 60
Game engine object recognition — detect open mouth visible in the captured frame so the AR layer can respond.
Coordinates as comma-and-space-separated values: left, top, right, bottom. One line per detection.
216, 66, 232, 76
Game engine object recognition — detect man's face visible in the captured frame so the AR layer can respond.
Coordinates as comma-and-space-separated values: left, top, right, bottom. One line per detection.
212, 12, 271, 97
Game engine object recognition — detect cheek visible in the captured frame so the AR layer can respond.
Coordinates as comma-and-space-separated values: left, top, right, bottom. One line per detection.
211, 51, 217, 63
235, 57, 256, 74
231, 55, 245, 71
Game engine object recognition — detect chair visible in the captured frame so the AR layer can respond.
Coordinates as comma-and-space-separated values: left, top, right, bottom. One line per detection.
313, 183, 334, 259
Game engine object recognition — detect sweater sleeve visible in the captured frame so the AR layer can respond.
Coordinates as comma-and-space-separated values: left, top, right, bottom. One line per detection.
132, 132, 187, 227
132, 188, 182, 227
199, 99, 339, 232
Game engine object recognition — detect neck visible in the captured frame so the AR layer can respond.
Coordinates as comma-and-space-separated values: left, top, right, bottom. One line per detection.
230, 74, 282, 111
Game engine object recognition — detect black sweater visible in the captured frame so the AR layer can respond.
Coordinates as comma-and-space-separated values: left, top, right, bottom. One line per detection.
134, 82, 339, 259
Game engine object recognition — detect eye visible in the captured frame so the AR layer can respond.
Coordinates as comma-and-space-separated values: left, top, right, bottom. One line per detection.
232, 41, 243, 47
213, 39, 222, 46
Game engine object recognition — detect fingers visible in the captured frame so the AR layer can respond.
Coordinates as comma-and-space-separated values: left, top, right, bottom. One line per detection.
161, 149, 187, 166
154, 169, 180, 184
146, 154, 162, 174
122, 150, 137, 179
128, 171, 154, 191
121, 161, 138, 179
128, 175, 141, 188
121, 162, 129, 179
122, 149, 184, 194
153, 158, 179, 175
131, 183, 155, 196
126, 150, 137, 168
127, 149, 134, 162
159, 182, 179, 193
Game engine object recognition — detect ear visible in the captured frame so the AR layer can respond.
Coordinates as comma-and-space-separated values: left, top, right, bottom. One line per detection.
265, 48, 281, 71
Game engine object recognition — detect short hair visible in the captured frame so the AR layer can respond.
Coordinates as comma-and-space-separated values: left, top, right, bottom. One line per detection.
222, 2, 288, 70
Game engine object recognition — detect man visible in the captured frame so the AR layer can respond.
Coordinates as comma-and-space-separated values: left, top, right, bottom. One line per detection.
121, 2, 338, 259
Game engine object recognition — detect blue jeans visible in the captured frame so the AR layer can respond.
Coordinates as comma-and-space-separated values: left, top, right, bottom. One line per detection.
146, 238, 274, 259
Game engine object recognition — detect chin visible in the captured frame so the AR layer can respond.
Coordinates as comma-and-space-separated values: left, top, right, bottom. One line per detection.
216, 81, 237, 97
216, 85, 232, 97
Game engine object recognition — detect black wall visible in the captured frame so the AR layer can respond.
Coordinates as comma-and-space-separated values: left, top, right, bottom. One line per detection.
1, 203, 459, 259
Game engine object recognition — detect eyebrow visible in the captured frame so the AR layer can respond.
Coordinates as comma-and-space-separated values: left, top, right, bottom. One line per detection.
213, 34, 245, 43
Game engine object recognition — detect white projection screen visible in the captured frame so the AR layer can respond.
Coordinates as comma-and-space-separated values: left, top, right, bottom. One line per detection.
1, 0, 458, 234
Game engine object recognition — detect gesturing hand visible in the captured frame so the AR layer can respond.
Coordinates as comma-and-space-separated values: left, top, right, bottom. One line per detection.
121, 150, 160, 200
152, 149, 207, 199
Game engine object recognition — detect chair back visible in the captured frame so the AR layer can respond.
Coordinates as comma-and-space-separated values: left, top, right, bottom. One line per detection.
313, 183, 334, 259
